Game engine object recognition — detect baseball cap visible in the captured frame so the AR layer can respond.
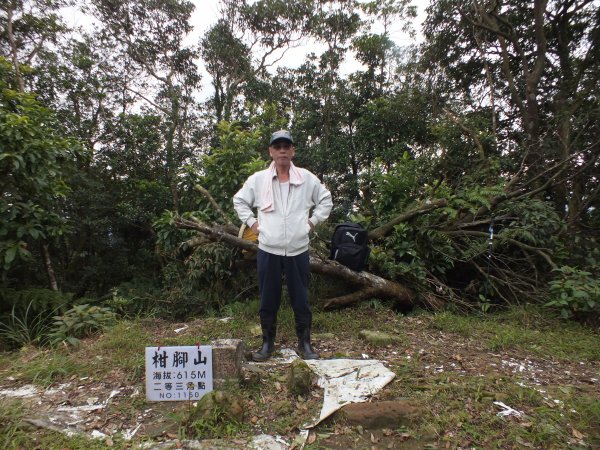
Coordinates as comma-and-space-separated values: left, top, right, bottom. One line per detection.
269, 130, 294, 146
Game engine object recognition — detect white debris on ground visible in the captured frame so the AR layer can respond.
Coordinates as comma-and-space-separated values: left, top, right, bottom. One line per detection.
44, 382, 72, 395
91, 429, 108, 439
248, 349, 396, 426
0, 384, 39, 397
248, 348, 397, 449
246, 347, 300, 367
303, 358, 396, 426
122, 423, 143, 441
4, 340, 596, 449
248, 434, 290, 449
500, 357, 546, 382
494, 401, 524, 418
0, 384, 125, 442
0, 348, 394, 449
138, 434, 291, 450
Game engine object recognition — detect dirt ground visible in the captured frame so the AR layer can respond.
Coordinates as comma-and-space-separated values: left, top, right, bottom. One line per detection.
1, 314, 599, 449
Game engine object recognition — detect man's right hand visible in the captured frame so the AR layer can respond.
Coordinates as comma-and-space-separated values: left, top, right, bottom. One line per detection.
251, 222, 259, 236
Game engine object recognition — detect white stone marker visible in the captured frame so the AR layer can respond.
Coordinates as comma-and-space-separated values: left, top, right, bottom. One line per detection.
145, 345, 213, 401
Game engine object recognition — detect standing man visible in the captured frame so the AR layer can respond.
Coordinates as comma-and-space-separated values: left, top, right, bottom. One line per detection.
233, 130, 332, 361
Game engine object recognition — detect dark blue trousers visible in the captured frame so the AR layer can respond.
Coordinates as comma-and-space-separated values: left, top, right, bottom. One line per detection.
256, 249, 312, 330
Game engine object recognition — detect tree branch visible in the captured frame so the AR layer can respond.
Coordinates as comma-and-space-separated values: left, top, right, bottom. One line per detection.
194, 184, 233, 226
443, 229, 557, 269
323, 288, 380, 309
443, 108, 486, 159
174, 217, 417, 308
369, 199, 448, 241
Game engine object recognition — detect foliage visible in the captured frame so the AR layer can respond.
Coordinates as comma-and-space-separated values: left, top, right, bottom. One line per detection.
0, 288, 72, 315
0, 289, 109, 349
0, 302, 55, 348
0, 56, 78, 272
185, 243, 235, 285
0, 0, 598, 319
500, 198, 565, 248
423, 0, 600, 229
101, 281, 163, 318
50, 304, 117, 346
546, 266, 600, 320
198, 120, 269, 218
0, 398, 24, 448
368, 156, 421, 217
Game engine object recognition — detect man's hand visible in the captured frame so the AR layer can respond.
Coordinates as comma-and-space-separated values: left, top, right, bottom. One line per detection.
308, 221, 315, 232
251, 222, 259, 236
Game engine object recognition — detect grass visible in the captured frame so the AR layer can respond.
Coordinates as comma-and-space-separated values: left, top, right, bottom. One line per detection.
0, 396, 124, 450
428, 306, 600, 361
382, 370, 597, 449
0, 346, 85, 386
0, 303, 56, 349
0, 303, 599, 448
8, 429, 125, 450
83, 320, 150, 381
0, 399, 24, 449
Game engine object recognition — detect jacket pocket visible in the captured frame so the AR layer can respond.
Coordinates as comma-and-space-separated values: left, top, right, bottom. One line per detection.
258, 213, 284, 247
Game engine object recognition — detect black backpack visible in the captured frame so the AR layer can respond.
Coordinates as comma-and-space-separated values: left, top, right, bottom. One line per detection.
329, 223, 370, 271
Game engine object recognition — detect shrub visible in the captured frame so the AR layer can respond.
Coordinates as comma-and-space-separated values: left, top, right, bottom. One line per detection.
545, 266, 600, 319
0, 288, 72, 316
50, 304, 117, 345
0, 302, 55, 348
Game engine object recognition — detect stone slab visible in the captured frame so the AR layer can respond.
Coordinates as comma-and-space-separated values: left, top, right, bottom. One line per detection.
212, 339, 245, 388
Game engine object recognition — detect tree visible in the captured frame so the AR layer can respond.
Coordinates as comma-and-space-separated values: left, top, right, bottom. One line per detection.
1, 0, 76, 290
0, 57, 79, 289
422, 0, 600, 229
0, 0, 69, 92
88, 0, 201, 211
199, 0, 319, 138
201, 20, 252, 125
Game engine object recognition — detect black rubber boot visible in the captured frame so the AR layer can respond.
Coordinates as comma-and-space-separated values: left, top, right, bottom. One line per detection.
297, 327, 319, 360
252, 317, 276, 362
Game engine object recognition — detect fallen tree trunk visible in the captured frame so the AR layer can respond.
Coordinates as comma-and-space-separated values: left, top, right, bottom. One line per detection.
174, 217, 417, 310
368, 199, 448, 241
308, 257, 415, 309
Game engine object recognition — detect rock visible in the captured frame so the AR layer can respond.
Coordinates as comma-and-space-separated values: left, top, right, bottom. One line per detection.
212, 339, 245, 388
333, 400, 421, 429
189, 390, 244, 424
287, 359, 312, 397
358, 330, 405, 346
140, 405, 181, 438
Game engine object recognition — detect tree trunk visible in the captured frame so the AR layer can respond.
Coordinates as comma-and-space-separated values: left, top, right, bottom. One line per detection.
174, 217, 417, 309
42, 244, 59, 292
6, 2, 25, 92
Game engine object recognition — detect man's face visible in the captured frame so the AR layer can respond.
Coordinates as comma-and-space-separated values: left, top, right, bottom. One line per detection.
269, 140, 295, 165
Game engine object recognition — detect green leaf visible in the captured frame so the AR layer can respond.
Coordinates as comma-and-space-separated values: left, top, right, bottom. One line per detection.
4, 246, 17, 264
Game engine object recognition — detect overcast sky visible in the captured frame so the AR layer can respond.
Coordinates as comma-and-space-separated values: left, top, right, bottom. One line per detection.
61, 0, 430, 96
185, 0, 429, 72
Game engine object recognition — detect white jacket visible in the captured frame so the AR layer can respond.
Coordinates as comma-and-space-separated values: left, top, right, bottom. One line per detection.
233, 167, 332, 256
